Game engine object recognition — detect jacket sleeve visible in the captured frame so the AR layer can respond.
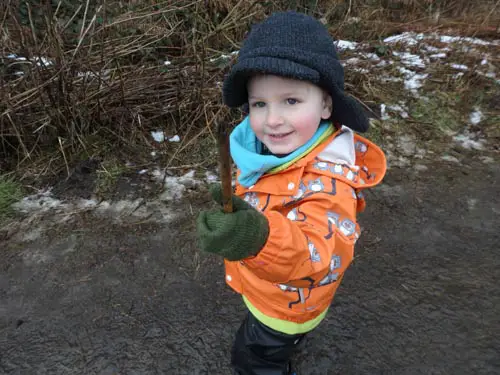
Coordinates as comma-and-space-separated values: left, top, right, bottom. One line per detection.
242, 190, 358, 284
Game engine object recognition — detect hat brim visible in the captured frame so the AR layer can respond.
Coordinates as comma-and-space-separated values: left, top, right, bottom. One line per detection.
223, 56, 369, 133
329, 84, 370, 133
223, 56, 320, 107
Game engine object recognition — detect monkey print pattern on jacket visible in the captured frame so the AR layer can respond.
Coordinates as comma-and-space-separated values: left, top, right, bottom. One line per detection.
225, 127, 386, 328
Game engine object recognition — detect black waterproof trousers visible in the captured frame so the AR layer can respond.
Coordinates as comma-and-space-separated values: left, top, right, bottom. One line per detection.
231, 312, 306, 375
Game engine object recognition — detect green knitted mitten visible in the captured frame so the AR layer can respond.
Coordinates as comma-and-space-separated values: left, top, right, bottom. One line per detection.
196, 184, 269, 261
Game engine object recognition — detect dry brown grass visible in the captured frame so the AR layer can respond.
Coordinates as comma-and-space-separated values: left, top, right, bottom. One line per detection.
0, 0, 498, 179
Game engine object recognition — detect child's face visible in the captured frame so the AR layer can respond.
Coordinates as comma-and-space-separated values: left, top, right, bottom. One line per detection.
247, 75, 332, 155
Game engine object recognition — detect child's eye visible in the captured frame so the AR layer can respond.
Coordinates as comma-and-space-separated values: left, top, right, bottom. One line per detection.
286, 98, 298, 105
250, 101, 266, 108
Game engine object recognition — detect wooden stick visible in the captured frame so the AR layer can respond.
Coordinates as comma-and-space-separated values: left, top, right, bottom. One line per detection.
217, 122, 233, 213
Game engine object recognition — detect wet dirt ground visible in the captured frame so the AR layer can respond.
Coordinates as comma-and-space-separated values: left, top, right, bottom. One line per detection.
1, 158, 499, 375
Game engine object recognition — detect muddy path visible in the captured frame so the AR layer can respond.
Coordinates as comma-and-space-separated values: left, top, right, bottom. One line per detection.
1, 158, 499, 375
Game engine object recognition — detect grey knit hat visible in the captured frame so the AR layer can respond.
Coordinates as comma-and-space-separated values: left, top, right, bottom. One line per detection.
223, 11, 369, 133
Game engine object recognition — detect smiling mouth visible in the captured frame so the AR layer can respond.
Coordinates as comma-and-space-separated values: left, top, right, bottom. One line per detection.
267, 132, 293, 139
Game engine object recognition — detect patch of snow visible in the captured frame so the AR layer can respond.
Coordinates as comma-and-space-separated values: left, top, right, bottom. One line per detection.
384, 32, 424, 46
380, 103, 409, 120
168, 135, 180, 142
336, 40, 358, 51
6, 54, 27, 61
376, 60, 392, 68
469, 109, 483, 125
35, 57, 54, 67
484, 71, 498, 80
388, 104, 409, 118
430, 53, 447, 59
210, 51, 238, 63
441, 155, 460, 163
151, 151, 157, 157
398, 67, 428, 92
96, 199, 144, 216
205, 171, 219, 183
453, 132, 485, 150
450, 63, 468, 70
77, 69, 111, 80
153, 170, 201, 201
344, 57, 361, 65
22, 228, 43, 242
392, 51, 426, 68
164, 60, 172, 66
362, 53, 381, 61
438, 35, 500, 46
353, 67, 369, 73
78, 199, 98, 208
480, 156, 494, 164
6, 54, 54, 68
160, 178, 187, 201
481, 59, 488, 65
12, 190, 65, 213
138, 169, 148, 175
380, 104, 390, 120
379, 76, 401, 83
77, 71, 96, 78
151, 130, 165, 143
423, 45, 444, 53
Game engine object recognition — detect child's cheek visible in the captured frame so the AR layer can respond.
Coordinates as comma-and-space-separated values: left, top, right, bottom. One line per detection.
294, 112, 321, 134
249, 115, 265, 138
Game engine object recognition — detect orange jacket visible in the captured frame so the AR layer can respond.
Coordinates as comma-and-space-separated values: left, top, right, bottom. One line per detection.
225, 127, 386, 334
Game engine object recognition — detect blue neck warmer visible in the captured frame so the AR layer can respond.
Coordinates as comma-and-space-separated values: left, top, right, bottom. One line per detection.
229, 116, 331, 187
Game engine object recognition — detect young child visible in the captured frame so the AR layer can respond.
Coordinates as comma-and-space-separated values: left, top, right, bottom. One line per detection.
197, 11, 386, 375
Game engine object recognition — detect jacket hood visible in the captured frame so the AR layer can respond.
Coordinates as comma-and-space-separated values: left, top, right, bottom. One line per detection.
311, 126, 386, 190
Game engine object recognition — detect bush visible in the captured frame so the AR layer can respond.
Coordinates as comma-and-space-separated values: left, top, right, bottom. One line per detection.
1, 1, 498, 175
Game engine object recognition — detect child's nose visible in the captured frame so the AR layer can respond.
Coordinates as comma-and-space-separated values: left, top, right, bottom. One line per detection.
266, 108, 284, 128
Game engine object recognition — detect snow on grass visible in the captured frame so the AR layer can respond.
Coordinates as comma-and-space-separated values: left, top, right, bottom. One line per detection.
380, 104, 389, 120
151, 130, 165, 143
335, 40, 358, 51
209, 51, 238, 64
441, 155, 460, 163
392, 51, 426, 68
383, 32, 500, 47
6, 54, 27, 61
388, 103, 409, 119
453, 131, 485, 150
12, 190, 65, 213
450, 63, 468, 70
430, 53, 447, 59
5, 54, 54, 66
205, 171, 219, 183
438, 35, 500, 46
151, 131, 181, 143
381, 103, 409, 121
11, 168, 219, 220
469, 109, 483, 125
35, 57, 54, 67
344, 57, 361, 65
383, 32, 424, 46
398, 67, 428, 92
